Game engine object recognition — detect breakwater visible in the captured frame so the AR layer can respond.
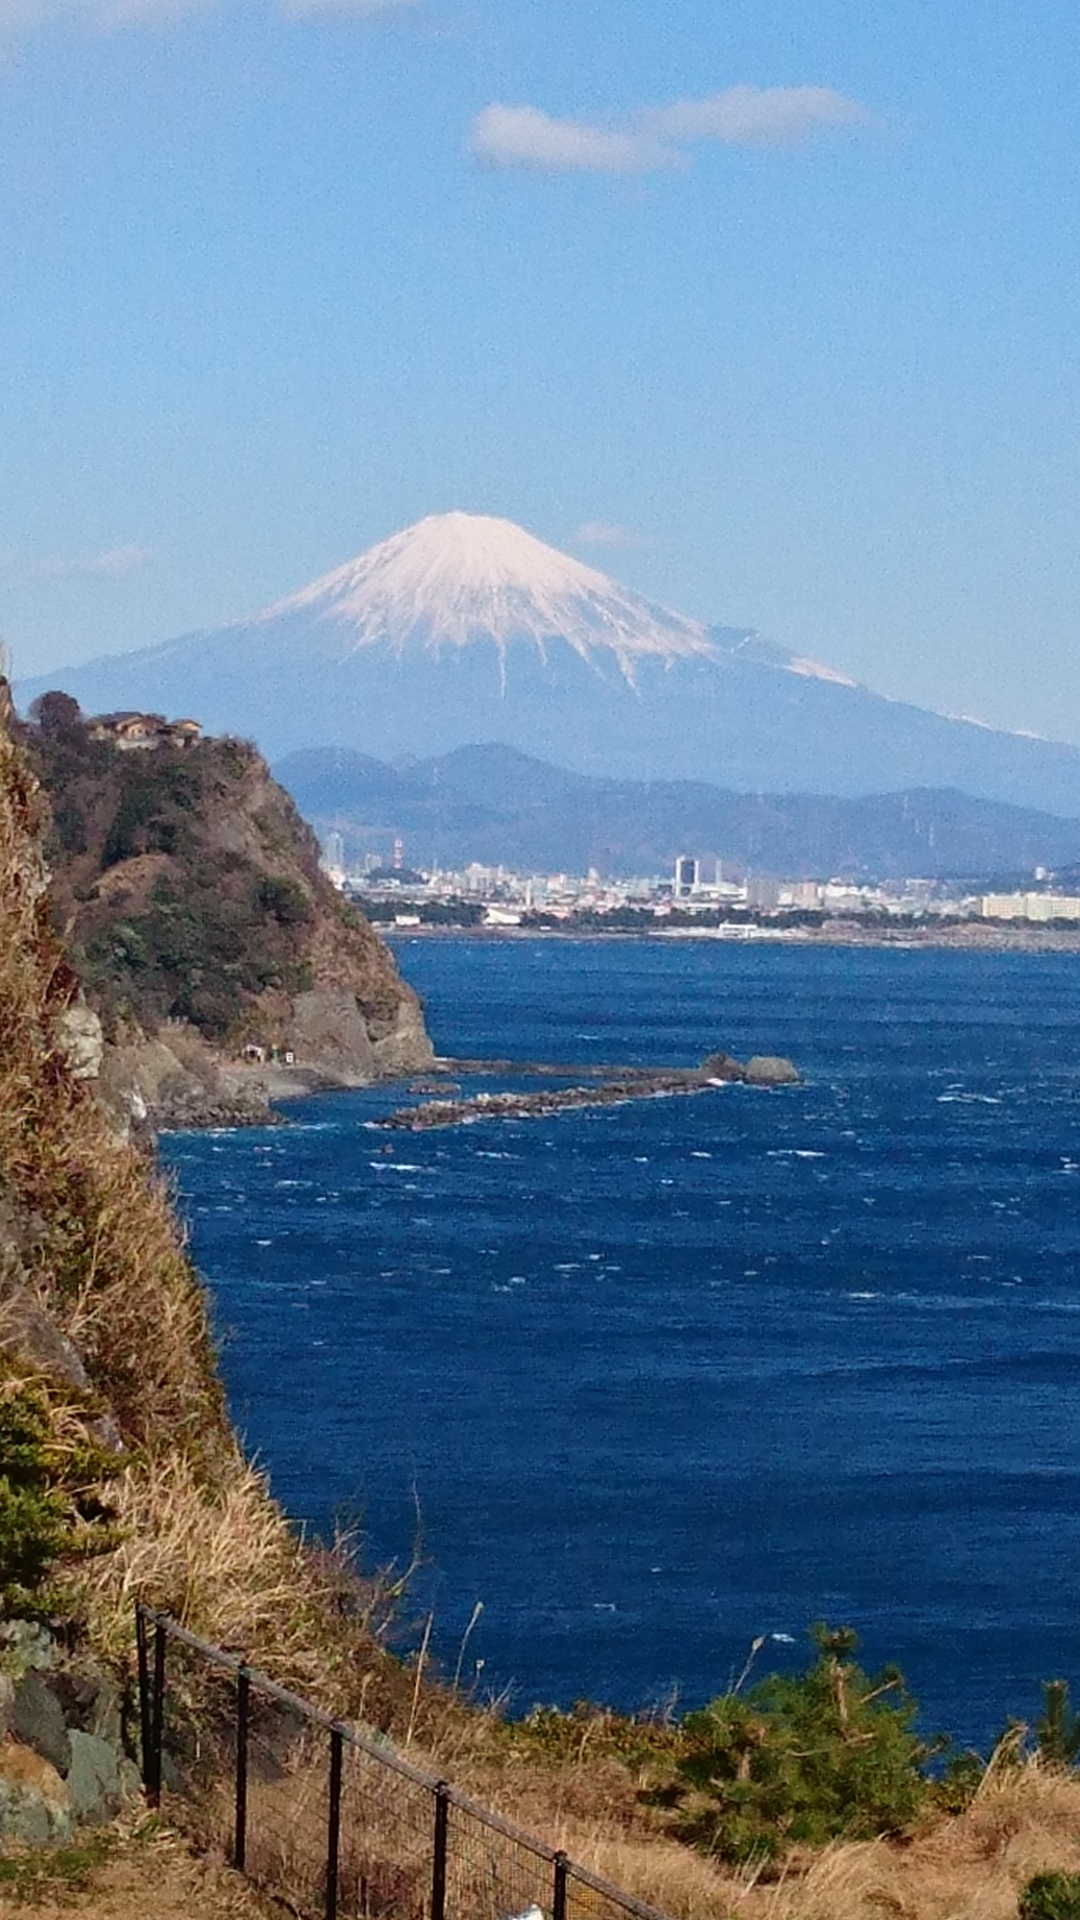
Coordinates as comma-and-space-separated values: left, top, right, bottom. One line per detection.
379, 1051, 800, 1130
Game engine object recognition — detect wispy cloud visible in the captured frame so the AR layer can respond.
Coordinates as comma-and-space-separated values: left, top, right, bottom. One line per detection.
0, 0, 210, 36
573, 521, 653, 553
0, 0, 415, 37
34, 543, 155, 580
472, 105, 674, 175
646, 85, 870, 148
472, 83, 872, 175
280, 0, 419, 18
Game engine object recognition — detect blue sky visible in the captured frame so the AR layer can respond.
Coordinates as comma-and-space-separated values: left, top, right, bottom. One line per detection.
2, 0, 1078, 741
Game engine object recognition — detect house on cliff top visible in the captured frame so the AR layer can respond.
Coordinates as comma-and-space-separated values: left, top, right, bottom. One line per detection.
87, 711, 202, 751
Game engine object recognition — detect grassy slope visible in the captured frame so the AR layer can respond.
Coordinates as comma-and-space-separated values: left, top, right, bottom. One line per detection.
0, 684, 410, 1709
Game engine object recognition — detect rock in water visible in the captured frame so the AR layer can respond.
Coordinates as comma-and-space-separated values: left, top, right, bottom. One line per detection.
743, 1055, 802, 1086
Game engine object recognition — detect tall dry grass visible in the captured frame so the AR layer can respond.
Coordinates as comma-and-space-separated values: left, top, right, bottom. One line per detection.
0, 687, 402, 1703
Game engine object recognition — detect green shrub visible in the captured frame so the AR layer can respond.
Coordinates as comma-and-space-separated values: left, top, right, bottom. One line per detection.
0, 1374, 116, 1615
101, 759, 198, 866
1037, 1681, 1080, 1766
258, 875, 312, 926
672, 1624, 930, 1866
1019, 1870, 1080, 1919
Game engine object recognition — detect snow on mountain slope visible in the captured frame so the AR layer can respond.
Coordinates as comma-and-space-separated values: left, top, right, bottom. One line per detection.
15, 512, 1080, 813
251, 512, 715, 675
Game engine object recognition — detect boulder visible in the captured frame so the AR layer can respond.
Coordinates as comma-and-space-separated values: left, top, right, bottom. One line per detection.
66, 1731, 124, 1826
743, 1055, 801, 1087
0, 1742, 71, 1847
0, 1620, 55, 1675
13, 1671, 71, 1777
90, 1678, 124, 1752
48, 1670, 100, 1733
699, 1051, 746, 1082
0, 1286, 91, 1394
53, 1004, 104, 1081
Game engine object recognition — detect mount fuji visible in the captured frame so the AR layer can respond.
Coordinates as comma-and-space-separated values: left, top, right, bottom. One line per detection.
17, 511, 1080, 814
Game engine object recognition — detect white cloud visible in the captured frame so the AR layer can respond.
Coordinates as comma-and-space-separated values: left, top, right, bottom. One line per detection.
647, 84, 870, 147
35, 544, 155, 580
573, 521, 652, 552
471, 83, 871, 176
471, 105, 676, 175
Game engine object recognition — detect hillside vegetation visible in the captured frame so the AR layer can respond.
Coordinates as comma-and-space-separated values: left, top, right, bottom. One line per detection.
15, 692, 431, 1123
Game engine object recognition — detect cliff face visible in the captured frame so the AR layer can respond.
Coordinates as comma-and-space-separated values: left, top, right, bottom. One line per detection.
18, 692, 432, 1124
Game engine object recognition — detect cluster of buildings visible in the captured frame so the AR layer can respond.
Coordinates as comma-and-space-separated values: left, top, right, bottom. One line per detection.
87, 711, 203, 751
319, 839, 1080, 928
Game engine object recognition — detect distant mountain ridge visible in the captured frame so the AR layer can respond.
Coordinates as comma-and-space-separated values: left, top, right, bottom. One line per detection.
17, 511, 1080, 814
276, 742, 1080, 883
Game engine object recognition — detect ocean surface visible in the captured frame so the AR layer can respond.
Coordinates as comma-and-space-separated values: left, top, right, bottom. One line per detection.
161, 938, 1080, 1750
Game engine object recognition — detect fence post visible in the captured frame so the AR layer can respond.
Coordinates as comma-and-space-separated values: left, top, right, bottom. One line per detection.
145, 1616, 167, 1809
234, 1668, 250, 1872
431, 1781, 450, 1920
553, 1851, 568, 1920
325, 1727, 343, 1920
135, 1606, 152, 1796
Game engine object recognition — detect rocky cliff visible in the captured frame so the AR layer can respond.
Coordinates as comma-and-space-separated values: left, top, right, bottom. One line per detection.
16, 690, 432, 1126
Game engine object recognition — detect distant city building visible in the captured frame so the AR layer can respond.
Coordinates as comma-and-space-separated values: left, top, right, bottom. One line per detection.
674, 854, 699, 898
978, 892, 1080, 922
320, 830, 346, 888
783, 880, 823, 910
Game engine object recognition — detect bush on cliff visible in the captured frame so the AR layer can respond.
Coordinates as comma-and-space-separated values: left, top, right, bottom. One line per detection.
1021, 1871, 1080, 1920
669, 1625, 930, 1865
0, 1366, 116, 1616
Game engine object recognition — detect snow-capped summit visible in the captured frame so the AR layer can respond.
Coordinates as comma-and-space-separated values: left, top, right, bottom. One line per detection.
251, 511, 714, 675
17, 512, 1080, 813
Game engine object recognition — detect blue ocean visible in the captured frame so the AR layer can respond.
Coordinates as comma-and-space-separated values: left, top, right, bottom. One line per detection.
162, 939, 1080, 1750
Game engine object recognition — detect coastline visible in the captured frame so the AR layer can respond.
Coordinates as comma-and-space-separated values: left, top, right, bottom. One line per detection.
381, 918, 1080, 954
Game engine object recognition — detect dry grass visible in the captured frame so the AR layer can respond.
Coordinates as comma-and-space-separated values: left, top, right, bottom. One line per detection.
0, 687, 401, 1706
74, 1454, 329, 1680
0, 693, 225, 1461
0, 1820, 283, 1918
420, 1747, 1080, 1920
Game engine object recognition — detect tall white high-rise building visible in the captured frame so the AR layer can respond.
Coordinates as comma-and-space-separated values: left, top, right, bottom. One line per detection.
674, 854, 699, 898
320, 830, 346, 885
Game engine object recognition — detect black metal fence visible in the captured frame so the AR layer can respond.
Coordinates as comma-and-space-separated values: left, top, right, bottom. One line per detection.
135, 1606, 673, 1920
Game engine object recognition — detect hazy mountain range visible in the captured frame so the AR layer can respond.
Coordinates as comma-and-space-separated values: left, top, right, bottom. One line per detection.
17, 512, 1080, 818
277, 743, 1080, 884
